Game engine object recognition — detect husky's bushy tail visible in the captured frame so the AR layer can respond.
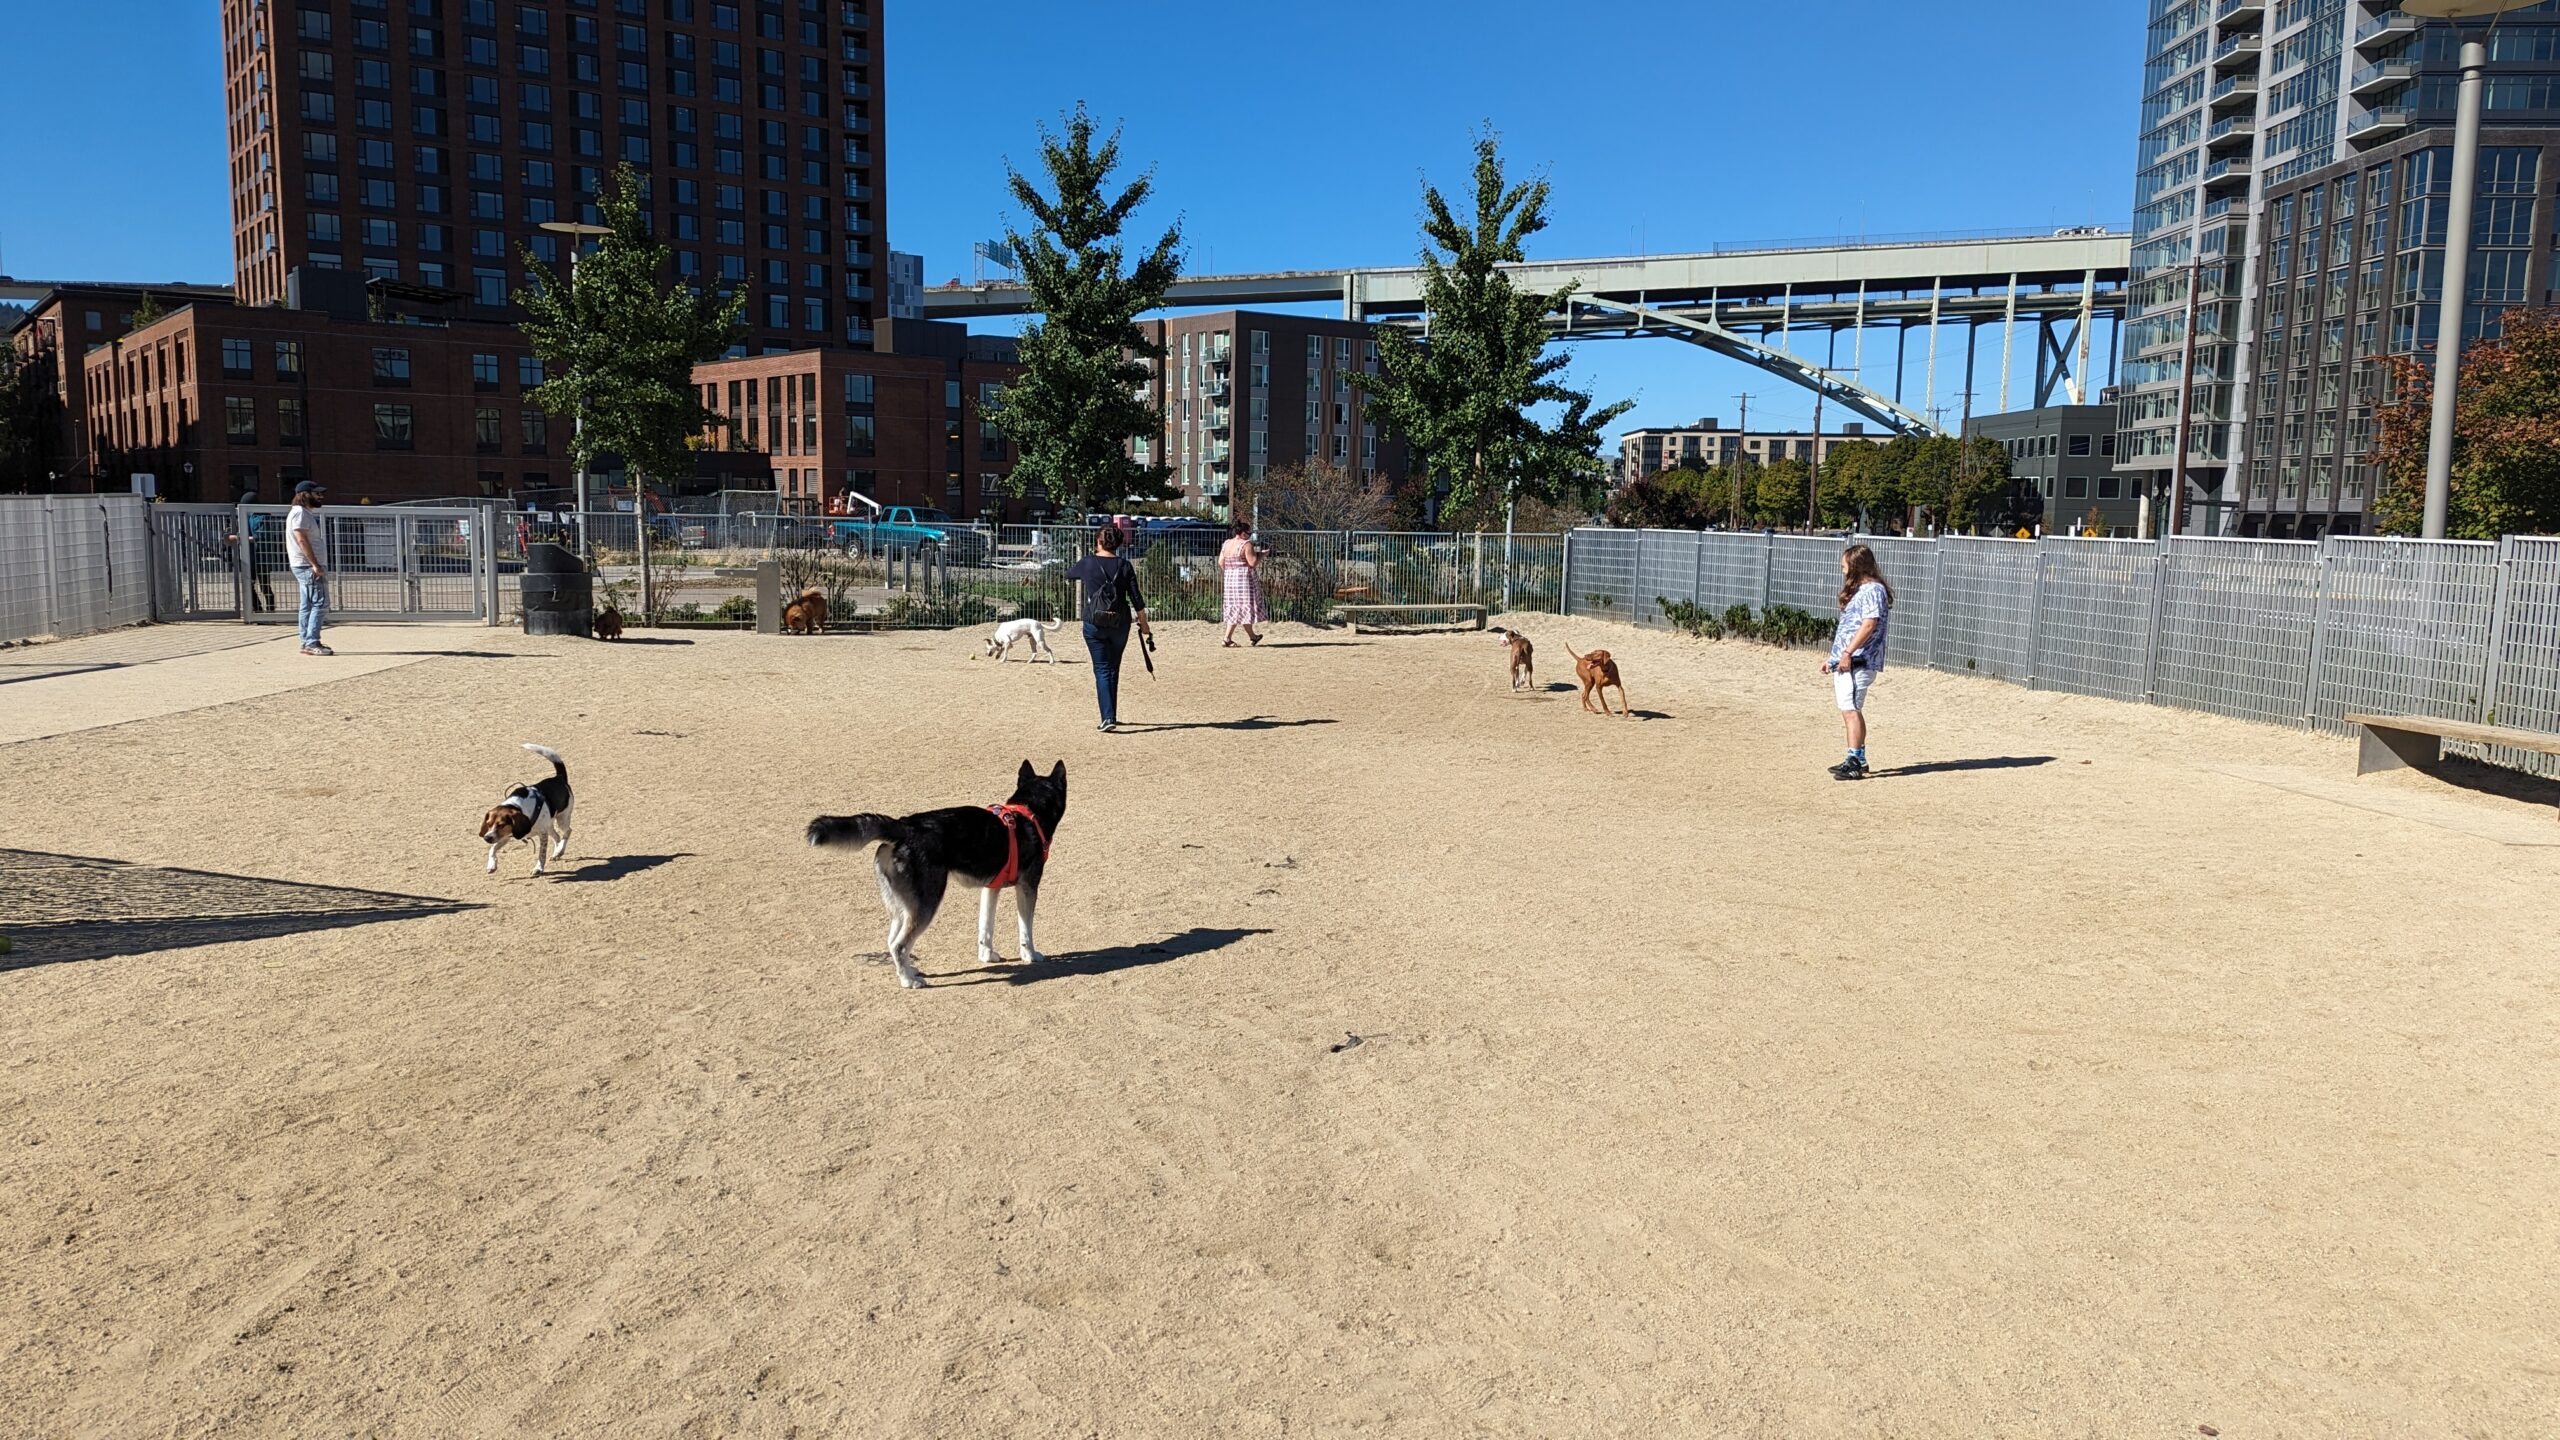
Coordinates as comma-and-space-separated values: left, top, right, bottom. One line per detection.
523, 743, 566, 780
807, 814, 905, 849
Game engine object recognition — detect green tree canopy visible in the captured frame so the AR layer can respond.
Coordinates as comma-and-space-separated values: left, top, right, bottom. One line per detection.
1816, 443, 1878, 528
1356, 133, 1630, 528
2373, 306, 2560, 537
990, 105, 1184, 515
517, 163, 746, 486
1753, 457, 1813, 528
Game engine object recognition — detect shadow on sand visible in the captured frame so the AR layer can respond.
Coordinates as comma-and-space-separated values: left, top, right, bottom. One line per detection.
929, 926, 1271, 987
0, 848, 476, 972
550, 853, 693, 883
1868, 755, 2058, 778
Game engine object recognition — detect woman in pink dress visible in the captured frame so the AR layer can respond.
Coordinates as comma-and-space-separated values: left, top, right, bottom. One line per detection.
1219, 521, 1265, 647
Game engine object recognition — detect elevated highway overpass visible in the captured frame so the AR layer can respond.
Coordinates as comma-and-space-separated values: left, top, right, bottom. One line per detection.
925, 228, 2131, 437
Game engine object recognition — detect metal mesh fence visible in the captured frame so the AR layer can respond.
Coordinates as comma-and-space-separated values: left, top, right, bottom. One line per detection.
1930, 537, 2039, 682
2486, 537, 2560, 777
0, 496, 154, 644
2308, 536, 2497, 737
1564, 528, 1640, 625
2032, 538, 2160, 703
1859, 536, 1939, 669
1768, 536, 1844, 614
1634, 531, 1702, 629
2151, 537, 2321, 724
1698, 532, 1769, 612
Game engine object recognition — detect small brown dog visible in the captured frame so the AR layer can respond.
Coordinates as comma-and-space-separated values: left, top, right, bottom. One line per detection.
1564, 643, 1629, 717
591, 604, 624, 641
1490, 626, 1535, 691
782, 586, 828, 635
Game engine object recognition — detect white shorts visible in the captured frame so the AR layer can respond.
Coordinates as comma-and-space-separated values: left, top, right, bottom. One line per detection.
1833, 667, 1876, 713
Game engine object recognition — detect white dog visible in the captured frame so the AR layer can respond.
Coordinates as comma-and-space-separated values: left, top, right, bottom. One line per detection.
980, 617, 1061, 663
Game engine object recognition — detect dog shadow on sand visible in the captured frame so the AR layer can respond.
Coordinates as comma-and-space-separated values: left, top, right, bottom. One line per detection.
928, 926, 1271, 987
548, 853, 693, 882
1115, 717, 1337, 733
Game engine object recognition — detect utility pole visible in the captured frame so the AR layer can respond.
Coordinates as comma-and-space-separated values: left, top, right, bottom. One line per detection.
1807, 386, 1825, 531
1733, 392, 1753, 525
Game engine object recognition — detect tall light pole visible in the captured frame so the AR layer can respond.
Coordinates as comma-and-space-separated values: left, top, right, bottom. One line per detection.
538, 219, 613, 556
2403, 0, 2536, 538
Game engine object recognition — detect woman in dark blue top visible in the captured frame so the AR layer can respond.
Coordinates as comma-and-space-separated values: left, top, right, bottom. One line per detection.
1061, 526, 1153, 732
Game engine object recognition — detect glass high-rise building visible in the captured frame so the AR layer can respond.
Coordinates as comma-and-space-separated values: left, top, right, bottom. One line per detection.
2118, 0, 2560, 537
219, 0, 886, 355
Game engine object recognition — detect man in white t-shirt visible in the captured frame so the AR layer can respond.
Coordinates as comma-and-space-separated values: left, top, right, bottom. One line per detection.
286, 479, 332, 656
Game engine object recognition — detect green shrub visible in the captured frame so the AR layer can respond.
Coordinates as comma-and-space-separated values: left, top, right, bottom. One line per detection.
713, 594, 757, 623
1656, 596, 1725, 639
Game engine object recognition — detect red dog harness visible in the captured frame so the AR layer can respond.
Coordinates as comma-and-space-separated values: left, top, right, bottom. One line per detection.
984, 803, 1050, 891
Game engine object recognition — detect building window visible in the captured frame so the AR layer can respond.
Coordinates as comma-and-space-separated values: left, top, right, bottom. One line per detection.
473, 352, 500, 387
372, 347, 412, 384
221, 338, 255, 378
475, 406, 503, 449
278, 397, 304, 440
225, 397, 258, 443
375, 403, 415, 448
521, 409, 549, 449
518, 356, 545, 387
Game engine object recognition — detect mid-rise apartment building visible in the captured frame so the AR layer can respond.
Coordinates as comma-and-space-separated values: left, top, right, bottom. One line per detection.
692, 317, 1028, 520
6, 283, 237, 489
2119, 0, 2560, 536
220, 0, 885, 353
1134, 311, 1413, 515
1617, 419, 1882, 481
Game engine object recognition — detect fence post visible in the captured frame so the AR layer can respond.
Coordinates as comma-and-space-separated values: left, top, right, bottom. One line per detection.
1926, 537, 1945, 672
1632, 530, 1649, 626
37, 497, 59, 639
2141, 540, 2170, 704
2302, 547, 2334, 727
2027, 543, 2048, 691
235, 502, 256, 623
1558, 530, 1575, 617
2481, 537, 2515, 725
1760, 532, 1775, 613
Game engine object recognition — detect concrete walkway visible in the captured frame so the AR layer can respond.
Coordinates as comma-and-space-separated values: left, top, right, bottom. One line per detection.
0, 624, 490, 745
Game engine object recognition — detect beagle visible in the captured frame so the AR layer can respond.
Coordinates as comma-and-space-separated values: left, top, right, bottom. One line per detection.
480, 743, 574, 875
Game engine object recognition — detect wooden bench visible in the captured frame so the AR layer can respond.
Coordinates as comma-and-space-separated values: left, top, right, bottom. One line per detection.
2347, 712, 2560, 777
1333, 602, 1487, 634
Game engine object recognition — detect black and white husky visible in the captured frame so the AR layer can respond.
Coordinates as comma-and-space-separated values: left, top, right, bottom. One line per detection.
479, 743, 573, 875
806, 760, 1066, 989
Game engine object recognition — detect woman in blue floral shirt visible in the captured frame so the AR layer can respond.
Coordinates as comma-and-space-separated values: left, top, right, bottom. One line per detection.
1821, 544, 1892, 780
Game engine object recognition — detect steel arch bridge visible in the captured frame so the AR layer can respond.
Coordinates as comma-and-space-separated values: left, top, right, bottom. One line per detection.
923, 228, 2131, 437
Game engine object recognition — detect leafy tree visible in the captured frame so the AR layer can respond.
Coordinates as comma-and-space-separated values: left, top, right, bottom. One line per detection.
517, 163, 746, 491
1238, 458, 1391, 532
1815, 443, 1877, 528
2373, 306, 2560, 537
1355, 133, 1630, 529
990, 105, 1184, 515
1605, 466, 1726, 529
1754, 457, 1812, 528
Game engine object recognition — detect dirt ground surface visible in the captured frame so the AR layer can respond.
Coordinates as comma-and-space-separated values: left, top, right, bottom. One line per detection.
4, 617, 2556, 1438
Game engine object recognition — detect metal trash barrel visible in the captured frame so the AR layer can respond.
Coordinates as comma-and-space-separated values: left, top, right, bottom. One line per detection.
520, 543, 593, 636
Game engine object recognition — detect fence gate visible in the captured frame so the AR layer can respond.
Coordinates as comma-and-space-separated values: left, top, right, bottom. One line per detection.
149, 504, 248, 620
240, 504, 490, 623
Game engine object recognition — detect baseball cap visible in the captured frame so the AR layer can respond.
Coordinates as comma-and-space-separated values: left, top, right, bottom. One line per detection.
294, 479, 326, 496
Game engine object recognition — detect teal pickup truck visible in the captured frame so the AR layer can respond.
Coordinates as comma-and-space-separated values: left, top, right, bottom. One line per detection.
828, 506, 988, 562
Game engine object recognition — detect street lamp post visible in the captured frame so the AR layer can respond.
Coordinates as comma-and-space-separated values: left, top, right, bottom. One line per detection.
2402, 0, 2537, 539
537, 219, 614, 557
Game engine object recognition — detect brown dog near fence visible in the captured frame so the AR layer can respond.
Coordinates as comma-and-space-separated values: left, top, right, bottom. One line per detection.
591, 604, 624, 641
782, 587, 828, 635
1564, 643, 1629, 718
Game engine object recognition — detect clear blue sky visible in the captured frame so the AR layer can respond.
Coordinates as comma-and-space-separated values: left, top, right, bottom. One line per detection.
0, 0, 2146, 441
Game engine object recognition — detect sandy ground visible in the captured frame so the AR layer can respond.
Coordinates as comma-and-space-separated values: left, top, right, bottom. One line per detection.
3, 617, 2557, 1438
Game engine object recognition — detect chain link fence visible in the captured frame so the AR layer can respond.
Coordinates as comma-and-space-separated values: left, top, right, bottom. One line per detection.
1564, 525, 2560, 777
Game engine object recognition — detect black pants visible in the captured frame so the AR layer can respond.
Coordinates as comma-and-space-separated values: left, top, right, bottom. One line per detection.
1082, 617, 1129, 725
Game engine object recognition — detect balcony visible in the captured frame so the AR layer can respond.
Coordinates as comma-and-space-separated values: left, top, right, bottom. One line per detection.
844, 247, 872, 267
2211, 32, 2262, 71
2209, 70, 2259, 109
845, 214, 873, 235
2202, 156, 2251, 195
1206, 407, 1230, 434
2349, 58, 2417, 97
843, 146, 871, 166
2206, 112, 2255, 152
839, 4, 868, 26
1207, 441, 1231, 467
2354, 10, 2418, 49
2203, 194, 2240, 220
844, 282, 873, 301
840, 44, 870, 63
2215, 0, 2263, 22
1202, 375, 1229, 398
1200, 476, 1230, 499
2347, 104, 2415, 145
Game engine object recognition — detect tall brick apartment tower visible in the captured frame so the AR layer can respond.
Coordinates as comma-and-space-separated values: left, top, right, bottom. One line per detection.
219, 0, 884, 354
